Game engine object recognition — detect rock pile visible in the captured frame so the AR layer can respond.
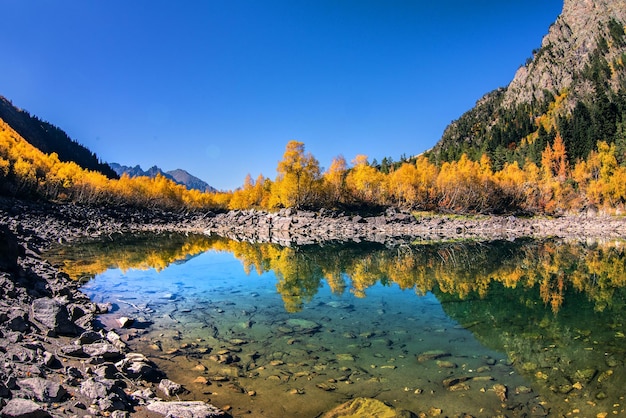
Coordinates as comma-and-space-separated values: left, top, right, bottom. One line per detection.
204, 207, 626, 245
0, 198, 224, 418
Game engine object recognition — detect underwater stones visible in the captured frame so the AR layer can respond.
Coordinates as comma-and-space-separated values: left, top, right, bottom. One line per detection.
442, 376, 471, 389
322, 397, 407, 418
416, 350, 451, 362
336, 353, 355, 361
316, 383, 336, 391
515, 385, 533, 394
436, 360, 457, 368
285, 318, 321, 334
326, 301, 353, 310
492, 383, 508, 402
193, 376, 210, 385
574, 368, 597, 383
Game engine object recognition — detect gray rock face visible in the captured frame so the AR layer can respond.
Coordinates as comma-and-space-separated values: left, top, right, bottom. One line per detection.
31, 297, 78, 336
17, 377, 67, 402
147, 401, 225, 418
504, 0, 626, 106
0, 398, 50, 418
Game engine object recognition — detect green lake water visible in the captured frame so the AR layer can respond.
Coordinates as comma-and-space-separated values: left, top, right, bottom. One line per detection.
46, 235, 626, 417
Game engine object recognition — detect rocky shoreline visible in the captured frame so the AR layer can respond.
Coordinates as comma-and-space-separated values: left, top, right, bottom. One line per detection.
1, 197, 626, 418
0, 198, 221, 418
205, 207, 626, 246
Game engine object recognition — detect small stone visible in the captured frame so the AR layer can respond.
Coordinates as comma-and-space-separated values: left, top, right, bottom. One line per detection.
159, 379, 184, 397
436, 360, 457, 368
193, 376, 209, 385
493, 383, 508, 402
117, 316, 133, 328
417, 350, 450, 362
427, 407, 443, 416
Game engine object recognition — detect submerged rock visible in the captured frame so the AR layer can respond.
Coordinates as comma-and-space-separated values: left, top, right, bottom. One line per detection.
323, 397, 413, 418
286, 318, 321, 334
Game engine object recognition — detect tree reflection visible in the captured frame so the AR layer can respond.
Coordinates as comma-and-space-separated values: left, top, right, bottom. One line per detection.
49, 235, 626, 314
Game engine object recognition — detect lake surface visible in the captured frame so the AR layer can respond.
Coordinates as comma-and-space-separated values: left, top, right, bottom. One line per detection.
46, 234, 626, 417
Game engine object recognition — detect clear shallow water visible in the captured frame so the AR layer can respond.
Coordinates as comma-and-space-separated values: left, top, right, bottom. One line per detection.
47, 235, 626, 417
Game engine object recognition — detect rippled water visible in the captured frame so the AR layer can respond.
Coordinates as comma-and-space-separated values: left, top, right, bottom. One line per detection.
47, 235, 626, 417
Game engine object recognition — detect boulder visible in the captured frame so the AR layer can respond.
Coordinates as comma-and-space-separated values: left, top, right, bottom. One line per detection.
0, 398, 50, 418
30, 298, 79, 336
17, 377, 67, 402
323, 397, 415, 418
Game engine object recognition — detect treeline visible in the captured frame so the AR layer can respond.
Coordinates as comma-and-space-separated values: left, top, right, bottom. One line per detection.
0, 120, 230, 210
3, 112, 626, 215
229, 136, 626, 215
433, 30, 626, 173
0, 96, 119, 179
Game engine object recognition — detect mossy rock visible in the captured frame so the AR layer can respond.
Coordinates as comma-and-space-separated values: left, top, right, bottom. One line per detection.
323, 397, 414, 418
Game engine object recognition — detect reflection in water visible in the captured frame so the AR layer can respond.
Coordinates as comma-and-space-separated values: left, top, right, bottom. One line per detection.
47, 235, 626, 417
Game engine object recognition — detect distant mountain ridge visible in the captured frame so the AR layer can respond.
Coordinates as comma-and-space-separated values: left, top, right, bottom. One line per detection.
430, 0, 626, 168
0, 95, 118, 179
110, 163, 216, 193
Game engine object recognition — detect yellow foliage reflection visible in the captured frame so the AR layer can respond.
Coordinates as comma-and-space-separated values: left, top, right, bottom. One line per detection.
49, 235, 626, 315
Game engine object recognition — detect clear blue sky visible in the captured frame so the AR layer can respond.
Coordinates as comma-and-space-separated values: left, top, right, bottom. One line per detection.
2, 1, 562, 191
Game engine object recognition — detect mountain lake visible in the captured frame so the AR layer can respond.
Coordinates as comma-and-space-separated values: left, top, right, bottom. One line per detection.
45, 234, 626, 417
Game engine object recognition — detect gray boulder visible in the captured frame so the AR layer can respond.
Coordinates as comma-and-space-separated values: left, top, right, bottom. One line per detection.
17, 377, 67, 402
0, 398, 50, 418
31, 298, 78, 336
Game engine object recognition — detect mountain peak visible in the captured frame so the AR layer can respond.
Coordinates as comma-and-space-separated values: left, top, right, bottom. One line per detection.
504, 0, 626, 107
431, 0, 626, 166
110, 163, 216, 193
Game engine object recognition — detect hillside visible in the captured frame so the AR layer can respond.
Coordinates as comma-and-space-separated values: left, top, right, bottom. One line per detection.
0, 96, 118, 179
430, 0, 626, 169
110, 163, 216, 193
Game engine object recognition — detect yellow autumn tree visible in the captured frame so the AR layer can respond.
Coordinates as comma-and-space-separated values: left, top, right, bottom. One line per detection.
269, 141, 322, 209
345, 154, 387, 205
323, 155, 348, 206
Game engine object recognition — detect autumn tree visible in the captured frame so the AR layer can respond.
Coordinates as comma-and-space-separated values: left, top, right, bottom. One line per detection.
270, 140, 322, 209
345, 155, 387, 205
323, 155, 347, 206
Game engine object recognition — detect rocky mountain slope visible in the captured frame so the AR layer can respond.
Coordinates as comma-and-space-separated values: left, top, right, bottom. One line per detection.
0, 96, 118, 179
110, 163, 216, 193
430, 0, 626, 168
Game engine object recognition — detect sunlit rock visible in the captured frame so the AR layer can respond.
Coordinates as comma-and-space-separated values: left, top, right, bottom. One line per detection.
323, 397, 411, 418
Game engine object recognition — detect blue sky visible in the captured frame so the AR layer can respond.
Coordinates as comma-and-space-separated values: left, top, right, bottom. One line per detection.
2, 1, 562, 191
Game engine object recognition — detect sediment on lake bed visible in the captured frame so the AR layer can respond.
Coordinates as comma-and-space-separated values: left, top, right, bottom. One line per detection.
1, 196, 626, 417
